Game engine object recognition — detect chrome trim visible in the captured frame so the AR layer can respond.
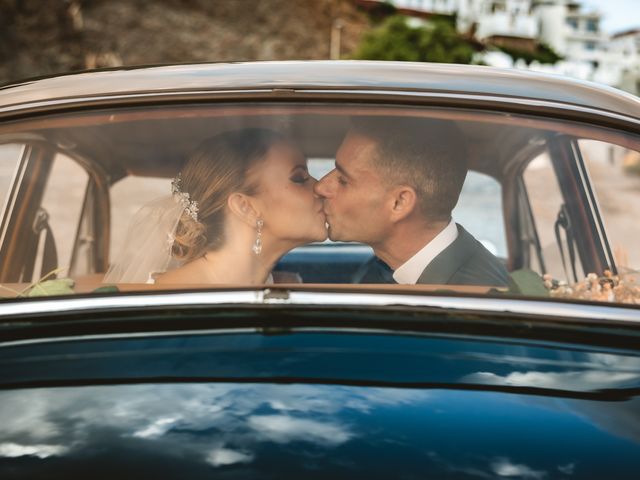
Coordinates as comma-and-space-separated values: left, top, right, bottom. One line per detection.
0, 326, 422, 348
2, 61, 638, 115
300, 89, 640, 126
1, 90, 638, 130
0, 290, 638, 324
0, 327, 259, 348
0, 90, 271, 115
0, 291, 260, 316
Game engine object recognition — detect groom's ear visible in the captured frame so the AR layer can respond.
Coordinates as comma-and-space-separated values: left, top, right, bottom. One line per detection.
389, 185, 417, 222
227, 192, 261, 226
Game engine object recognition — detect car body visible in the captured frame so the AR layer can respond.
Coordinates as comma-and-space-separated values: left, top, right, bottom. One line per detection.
0, 61, 639, 478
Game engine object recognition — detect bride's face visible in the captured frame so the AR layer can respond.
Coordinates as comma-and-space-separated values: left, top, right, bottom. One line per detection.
250, 140, 327, 246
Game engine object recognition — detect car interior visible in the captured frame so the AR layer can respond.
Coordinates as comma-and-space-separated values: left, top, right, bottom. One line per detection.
0, 103, 637, 293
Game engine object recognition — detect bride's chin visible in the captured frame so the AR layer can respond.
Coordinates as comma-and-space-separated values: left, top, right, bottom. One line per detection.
316, 224, 329, 241
305, 229, 328, 244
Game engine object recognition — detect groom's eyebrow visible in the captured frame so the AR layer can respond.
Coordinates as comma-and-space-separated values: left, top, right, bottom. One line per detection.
334, 161, 352, 180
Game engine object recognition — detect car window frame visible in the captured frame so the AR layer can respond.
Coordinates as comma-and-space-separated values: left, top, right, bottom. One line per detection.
512, 133, 617, 282
548, 134, 615, 277
0, 142, 55, 281
0, 101, 638, 293
0, 140, 110, 282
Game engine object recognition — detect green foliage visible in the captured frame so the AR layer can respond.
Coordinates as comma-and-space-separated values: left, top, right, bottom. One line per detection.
508, 269, 549, 297
353, 15, 475, 64
496, 43, 562, 65
0, 267, 121, 298
92, 285, 121, 294
365, 0, 398, 23
26, 278, 75, 297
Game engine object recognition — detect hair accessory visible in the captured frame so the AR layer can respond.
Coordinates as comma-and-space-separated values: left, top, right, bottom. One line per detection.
171, 175, 199, 221
252, 219, 264, 255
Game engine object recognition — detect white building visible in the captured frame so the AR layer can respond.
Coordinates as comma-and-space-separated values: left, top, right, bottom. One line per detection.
458, 0, 538, 40
376, 0, 640, 94
599, 29, 640, 93
390, 0, 458, 14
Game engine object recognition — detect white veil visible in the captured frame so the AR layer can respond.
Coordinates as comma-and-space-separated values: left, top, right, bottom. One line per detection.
104, 195, 185, 283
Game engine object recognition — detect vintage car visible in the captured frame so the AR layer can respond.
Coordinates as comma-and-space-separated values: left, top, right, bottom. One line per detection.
0, 61, 639, 478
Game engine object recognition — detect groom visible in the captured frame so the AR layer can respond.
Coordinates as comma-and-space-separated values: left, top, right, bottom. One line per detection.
314, 118, 511, 287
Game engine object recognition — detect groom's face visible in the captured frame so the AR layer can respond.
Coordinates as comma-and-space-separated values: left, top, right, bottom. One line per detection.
314, 132, 393, 245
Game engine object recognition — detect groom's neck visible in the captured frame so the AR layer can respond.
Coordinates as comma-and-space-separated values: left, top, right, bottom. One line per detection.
374, 219, 449, 271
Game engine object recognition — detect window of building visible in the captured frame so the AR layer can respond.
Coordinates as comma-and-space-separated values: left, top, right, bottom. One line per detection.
566, 18, 579, 30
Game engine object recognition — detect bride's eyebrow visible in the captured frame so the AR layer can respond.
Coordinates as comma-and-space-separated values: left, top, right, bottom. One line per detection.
290, 164, 308, 173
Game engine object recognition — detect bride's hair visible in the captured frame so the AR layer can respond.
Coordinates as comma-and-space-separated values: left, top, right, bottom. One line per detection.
172, 128, 284, 262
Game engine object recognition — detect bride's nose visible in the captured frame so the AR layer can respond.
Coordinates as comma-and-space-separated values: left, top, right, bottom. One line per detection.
314, 175, 329, 198
309, 176, 319, 191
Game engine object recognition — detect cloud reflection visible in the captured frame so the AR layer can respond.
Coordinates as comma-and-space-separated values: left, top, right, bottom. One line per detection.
132, 416, 179, 439
558, 462, 576, 475
248, 414, 353, 445
462, 352, 640, 391
0, 384, 429, 468
464, 370, 640, 391
491, 457, 547, 479
0, 442, 68, 459
206, 447, 253, 467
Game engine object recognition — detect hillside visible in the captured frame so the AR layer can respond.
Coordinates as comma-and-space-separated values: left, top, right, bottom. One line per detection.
0, 0, 369, 84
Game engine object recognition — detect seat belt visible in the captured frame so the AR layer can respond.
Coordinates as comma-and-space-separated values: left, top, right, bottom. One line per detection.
554, 204, 577, 283
29, 208, 59, 281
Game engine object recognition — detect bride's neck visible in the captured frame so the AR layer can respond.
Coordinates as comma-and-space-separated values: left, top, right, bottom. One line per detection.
200, 240, 282, 285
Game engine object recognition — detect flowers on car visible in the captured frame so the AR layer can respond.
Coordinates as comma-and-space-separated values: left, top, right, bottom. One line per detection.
545, 270, 640, 304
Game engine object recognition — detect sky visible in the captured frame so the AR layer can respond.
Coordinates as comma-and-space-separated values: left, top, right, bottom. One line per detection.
582, 0, 640, 34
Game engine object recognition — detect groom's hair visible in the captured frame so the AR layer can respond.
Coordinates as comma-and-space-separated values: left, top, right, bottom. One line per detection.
350, 117, 468, 222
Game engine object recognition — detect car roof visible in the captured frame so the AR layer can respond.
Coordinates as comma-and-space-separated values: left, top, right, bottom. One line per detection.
1, 61, 639, 120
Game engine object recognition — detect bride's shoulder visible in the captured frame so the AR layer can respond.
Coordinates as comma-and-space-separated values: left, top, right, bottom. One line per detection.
153, 266, 189, 285
154, 259, 206, 285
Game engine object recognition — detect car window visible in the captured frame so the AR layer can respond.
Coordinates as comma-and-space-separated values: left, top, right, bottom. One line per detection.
301, 161, 507, 262
110, 175, 171, 268
578, 139, 640, 275
37, 153, 89, 279
522, 149, 583, 282
0, 143, 25, 215
454, 171, 506, 259
0, 104, 637, 305
308, 158, 335, 180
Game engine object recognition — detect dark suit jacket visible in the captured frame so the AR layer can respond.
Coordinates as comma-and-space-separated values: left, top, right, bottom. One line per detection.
416, 224, 511, 287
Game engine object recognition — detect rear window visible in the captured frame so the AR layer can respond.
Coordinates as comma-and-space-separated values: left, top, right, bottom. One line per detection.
0, 104, 637, 305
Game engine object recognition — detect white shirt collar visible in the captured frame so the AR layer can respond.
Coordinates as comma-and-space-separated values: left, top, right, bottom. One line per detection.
392, 220, 458, 285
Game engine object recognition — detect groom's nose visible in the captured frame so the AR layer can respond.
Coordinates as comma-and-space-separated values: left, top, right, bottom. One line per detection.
314, 170, 334, 198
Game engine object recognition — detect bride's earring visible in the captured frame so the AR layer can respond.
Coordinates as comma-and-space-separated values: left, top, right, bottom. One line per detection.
252, 219, 263, 255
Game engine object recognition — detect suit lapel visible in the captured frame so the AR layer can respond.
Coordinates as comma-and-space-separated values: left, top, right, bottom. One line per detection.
416, 224, 476, 285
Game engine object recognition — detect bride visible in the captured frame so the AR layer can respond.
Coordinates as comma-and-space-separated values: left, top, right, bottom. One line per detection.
104, 128, 327, 284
